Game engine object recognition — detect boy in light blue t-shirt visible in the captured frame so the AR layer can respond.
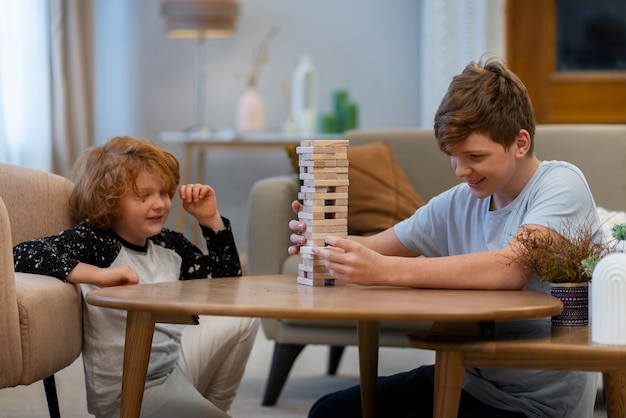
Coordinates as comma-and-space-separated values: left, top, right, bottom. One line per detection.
289, 58, 600, 417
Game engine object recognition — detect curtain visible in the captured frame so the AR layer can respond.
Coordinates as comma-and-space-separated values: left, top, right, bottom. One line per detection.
0, 0, 93, 176
49, 0, 94, 177
418, 0, 505, 127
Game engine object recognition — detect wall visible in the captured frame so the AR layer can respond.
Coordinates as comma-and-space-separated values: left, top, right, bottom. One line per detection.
93, 1, 507, 253
94, 0, 423, 251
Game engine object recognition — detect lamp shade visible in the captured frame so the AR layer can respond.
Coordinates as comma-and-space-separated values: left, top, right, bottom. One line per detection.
161, 0, 239, 38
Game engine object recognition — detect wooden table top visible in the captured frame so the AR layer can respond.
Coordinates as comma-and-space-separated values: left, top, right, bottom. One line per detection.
86, 274, 563, 322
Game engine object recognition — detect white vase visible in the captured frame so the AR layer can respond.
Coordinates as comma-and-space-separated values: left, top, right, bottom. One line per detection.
592, 253, 626, 344
236, 87, 265, 132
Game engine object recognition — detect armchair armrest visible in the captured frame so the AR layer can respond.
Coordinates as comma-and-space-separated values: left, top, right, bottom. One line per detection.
247, 175, 300, 275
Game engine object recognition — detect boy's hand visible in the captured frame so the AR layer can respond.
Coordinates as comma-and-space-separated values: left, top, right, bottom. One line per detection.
312, 236, 389, 286
179, 183, 225, 231
288, 200, 307, 255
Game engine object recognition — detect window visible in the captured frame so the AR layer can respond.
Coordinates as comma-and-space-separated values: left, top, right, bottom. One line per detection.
0, 0, 51, 169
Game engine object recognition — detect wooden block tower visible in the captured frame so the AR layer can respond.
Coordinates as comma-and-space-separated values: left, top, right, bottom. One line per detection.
296, 139, 349, 286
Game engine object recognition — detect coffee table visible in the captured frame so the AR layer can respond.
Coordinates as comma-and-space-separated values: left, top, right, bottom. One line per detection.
85, 274, 563, 418
409, 320, 626, 418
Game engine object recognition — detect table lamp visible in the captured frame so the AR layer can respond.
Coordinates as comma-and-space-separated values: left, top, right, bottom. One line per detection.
161, 0, 240, 132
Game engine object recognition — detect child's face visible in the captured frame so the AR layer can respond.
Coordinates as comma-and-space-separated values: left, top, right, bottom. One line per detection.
111, 171, 172, 246
449, 132, 524, 204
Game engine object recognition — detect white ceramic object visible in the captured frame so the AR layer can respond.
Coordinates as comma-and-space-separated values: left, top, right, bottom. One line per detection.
290, 54, 318, 134
591, 252, 626, 344
236, 88, 265, 132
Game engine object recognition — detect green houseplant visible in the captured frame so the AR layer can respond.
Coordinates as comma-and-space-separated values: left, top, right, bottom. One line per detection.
510, 218, 618, 325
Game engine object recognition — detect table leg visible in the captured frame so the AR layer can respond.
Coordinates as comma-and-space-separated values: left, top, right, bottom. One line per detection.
357, 320, 379, 418
433, 350, 464, 418
191, 146, 205, 245
176, 144, 195, 233
120, 310, 155, 418
604, 370, 626, 418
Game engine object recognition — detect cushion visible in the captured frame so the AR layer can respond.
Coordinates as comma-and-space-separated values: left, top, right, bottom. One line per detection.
347, 141, 424, 235
285, 140, 425, 236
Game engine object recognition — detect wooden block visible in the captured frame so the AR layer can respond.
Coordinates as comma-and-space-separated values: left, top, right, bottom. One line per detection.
300, 257, 326, 267
302, 178, 350, 187
298, 152, 347, 160
297, 277, 343, 286
299, 192, 349, 200
300, 172, 348, 180
298, 246, 316, 255
302, 231, 328, 240
300, 205, 348, 214
299, 198, 350, 207
297, 276, 327, 286
298, 264, 330, 273
301, 185, 349, 193
299, 139, 349, 148
302, 270, 334, 280
299, 212, 348, 221
296, 146, 347, 155
299, 159, 339, 168
301, 166, 349, 174
300, 218, 348, 228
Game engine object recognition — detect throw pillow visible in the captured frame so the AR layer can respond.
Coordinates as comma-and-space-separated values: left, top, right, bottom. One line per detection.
285, 140, 425, 236
347, 140, 424, 235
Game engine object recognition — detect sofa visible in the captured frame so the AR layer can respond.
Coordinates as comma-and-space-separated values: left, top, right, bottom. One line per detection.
247, 124, 626, 405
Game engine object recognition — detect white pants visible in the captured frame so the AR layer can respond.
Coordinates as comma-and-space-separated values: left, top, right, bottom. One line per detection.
100, 315, 259, 418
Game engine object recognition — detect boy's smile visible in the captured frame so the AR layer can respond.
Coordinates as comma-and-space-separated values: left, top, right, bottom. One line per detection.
449, 131, 537, 210
112, 171, 172, 246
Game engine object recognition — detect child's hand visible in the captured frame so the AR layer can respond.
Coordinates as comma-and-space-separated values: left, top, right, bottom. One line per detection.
179, 183, 225, 231
97, 265, 140, 287
67, 263, 139, 286
288, 200, 307, 255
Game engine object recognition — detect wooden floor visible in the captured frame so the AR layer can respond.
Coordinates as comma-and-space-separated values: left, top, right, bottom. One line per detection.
0, 331, 608, 417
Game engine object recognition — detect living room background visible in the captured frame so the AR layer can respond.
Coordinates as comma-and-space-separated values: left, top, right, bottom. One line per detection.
92, 0, 505, 252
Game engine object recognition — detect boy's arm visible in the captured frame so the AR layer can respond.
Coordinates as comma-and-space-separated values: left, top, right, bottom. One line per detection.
311, 224, 551, 290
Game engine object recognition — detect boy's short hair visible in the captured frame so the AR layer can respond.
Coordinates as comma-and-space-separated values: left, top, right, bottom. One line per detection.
69, 136, 180, 229
434, 58, 536, 154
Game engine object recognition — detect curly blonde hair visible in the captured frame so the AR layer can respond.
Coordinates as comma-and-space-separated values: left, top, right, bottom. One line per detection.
69, 136, 180, 229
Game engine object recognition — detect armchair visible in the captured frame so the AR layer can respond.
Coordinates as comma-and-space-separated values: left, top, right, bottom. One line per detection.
0, 163, 82, 417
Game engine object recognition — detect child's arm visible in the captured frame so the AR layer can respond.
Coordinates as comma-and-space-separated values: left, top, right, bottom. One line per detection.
14, 223, 135, 286
66, 263, 139, 286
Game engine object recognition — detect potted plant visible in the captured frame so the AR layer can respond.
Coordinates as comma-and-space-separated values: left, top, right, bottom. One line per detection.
510, 218, 618, 326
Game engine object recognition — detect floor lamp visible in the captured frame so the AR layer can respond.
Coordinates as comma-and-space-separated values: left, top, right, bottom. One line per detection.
161, 0, 239, 132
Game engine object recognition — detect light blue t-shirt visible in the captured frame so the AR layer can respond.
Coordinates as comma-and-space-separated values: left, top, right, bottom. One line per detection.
394, 160, 600, 417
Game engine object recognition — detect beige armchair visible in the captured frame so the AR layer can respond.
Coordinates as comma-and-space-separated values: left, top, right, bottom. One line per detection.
0, 163, 82, 417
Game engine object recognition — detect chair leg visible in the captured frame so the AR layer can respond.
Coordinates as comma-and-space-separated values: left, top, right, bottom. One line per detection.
327, 345, 345, 375
262, 343, 305, 406
43, 375, 61, 418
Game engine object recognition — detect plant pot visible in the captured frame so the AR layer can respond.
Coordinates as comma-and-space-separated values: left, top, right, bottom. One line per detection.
550, 282, 589, 326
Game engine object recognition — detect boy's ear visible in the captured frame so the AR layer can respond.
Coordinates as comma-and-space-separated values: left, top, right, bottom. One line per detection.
515, 129, 532, 157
